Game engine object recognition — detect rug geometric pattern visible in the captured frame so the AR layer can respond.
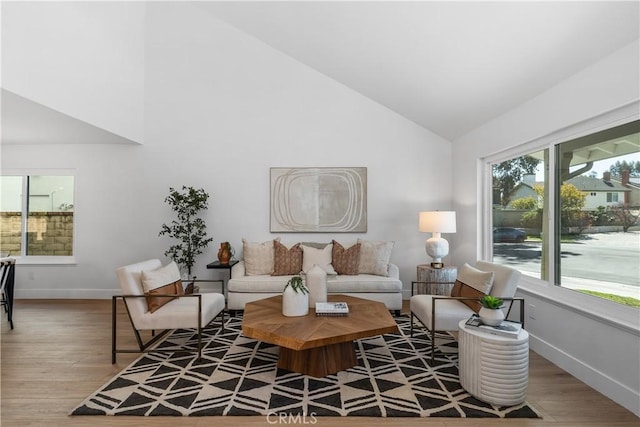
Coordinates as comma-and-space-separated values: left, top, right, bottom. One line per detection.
71, 315, 540, 418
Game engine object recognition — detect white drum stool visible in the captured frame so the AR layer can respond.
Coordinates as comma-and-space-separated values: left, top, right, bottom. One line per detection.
458, 319, 529, 406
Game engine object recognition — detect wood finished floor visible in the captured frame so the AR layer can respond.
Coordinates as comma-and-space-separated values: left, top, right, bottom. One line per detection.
1, 299, 638, 427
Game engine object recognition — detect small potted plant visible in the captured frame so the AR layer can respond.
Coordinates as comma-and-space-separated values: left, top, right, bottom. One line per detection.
478, 295, 505, 326
282, 276, 309, 317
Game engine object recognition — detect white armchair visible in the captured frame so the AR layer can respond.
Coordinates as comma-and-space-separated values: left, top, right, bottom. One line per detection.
112, 259, 226, 363
410, 261, 523, 363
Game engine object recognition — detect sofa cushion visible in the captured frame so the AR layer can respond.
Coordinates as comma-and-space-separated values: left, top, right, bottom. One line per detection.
357, 239, 394, 276
140, 261, 184, 313
327, 274, 402, 293
243, 238, 278, 276
411, 294, 474, 331
228, 274, 296, 293
272, 241, 303, 276
228, 272, 401, 294
451, 263, 494, 312
134, 292, 225, 330
301, 243, 337, 274
332, 240, 361, 275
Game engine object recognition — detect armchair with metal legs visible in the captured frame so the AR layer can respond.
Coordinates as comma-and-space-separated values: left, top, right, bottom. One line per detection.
409, 261, 524, 363
112, 259, 226, 364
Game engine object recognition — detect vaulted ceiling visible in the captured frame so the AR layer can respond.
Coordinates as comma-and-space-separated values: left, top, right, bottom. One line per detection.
2, 1, 639, 145
198, 1, 640, 140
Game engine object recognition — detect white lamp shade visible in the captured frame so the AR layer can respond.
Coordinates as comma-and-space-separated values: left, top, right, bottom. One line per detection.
419, 211, 456, 266
419, 211, 456, 233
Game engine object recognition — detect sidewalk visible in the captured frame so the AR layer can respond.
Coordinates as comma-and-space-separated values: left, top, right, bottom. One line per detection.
523, 271, 640, 299
561, 276, 640, 299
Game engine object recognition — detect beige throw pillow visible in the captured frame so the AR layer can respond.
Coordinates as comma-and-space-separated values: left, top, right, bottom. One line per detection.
141, 261, 184, 313
301, 243, 337, 274
451, 263, 495, 312
243, 238, 279, 276
357, 239, 394, 276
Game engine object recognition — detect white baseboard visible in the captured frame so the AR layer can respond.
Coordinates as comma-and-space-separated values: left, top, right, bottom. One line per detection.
14, 282, 227, 300
529, 333, 640, 417
15, 289, 118, 299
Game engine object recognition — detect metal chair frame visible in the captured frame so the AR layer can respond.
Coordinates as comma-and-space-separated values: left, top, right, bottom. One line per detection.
0, 258, 16, 330
112, 293, 225, 364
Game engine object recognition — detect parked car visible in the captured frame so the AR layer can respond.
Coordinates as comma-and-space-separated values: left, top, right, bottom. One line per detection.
493, 227, 526, 243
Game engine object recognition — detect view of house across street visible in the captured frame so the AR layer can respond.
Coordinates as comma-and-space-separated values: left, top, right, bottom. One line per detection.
492, 138, 640, 307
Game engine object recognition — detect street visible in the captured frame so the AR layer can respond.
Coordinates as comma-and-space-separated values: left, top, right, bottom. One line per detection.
493, 232, 640, 296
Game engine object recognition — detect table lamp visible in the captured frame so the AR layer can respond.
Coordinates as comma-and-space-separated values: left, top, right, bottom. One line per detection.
419, 211, 456, 268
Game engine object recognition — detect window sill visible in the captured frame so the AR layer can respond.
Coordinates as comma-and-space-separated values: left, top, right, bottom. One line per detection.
517, 275, 640, 336
12, 256, 77, 266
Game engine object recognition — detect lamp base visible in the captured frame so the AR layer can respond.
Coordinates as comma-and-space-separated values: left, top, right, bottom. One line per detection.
430, 262, 444, 269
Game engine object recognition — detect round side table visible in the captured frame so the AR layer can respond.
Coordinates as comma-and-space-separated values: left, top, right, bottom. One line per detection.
416, 264, 457, 295
458, 319, 529, 406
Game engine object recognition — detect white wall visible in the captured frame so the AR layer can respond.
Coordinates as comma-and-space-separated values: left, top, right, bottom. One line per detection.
1, 2, 146, 143
1, 2, 452, 299
452, 40, 640, 416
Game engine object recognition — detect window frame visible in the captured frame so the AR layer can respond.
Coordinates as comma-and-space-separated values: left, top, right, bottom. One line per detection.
1, 169, 77, 265
479, 102, 640, 333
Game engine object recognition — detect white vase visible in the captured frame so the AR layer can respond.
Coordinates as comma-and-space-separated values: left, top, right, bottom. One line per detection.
282, 285, 309, 317
479, 307, 505, 326
306, 264, 327, 308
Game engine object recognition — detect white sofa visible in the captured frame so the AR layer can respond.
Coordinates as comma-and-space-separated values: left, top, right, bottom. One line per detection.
227, 260, 403, 315
227, 238, 403, 315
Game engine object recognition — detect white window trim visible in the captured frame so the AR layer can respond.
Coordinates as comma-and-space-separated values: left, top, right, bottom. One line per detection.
1, 168, 77, 265
479, 101, 640, 334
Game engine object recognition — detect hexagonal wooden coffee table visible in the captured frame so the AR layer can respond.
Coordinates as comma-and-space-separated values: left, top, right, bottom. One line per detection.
242, 294, 398, 377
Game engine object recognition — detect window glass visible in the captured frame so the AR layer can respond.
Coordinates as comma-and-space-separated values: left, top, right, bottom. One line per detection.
555, 121, 639, 305
490, 120, 639, 308
492, 150, 547, 281
0, 174, 75, 258
26, 176, 75, 256
0, 176, 24, 256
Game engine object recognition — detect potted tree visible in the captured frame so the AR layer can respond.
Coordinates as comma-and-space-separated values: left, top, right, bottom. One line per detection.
478, 295, 505, 326
159, 186, 214, 284
282, 276, 309, 317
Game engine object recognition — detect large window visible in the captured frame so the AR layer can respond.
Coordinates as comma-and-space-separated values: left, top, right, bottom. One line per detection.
489, 120, 640, 307
0, 174, 75, 260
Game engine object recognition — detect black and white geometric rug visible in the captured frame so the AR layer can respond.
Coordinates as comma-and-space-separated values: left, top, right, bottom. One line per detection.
71, 315, 540, 418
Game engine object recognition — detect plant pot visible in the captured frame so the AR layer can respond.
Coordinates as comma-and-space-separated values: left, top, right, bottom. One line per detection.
479, 307, 505, 326
282, 285, 309, 317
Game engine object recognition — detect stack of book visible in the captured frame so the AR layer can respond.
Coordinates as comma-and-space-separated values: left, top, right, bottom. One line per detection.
465, 314, 522, 338
315, 302, 349, 317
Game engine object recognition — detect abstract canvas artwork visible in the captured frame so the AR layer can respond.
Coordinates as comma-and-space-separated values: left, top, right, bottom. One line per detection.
270, 167, 367, 232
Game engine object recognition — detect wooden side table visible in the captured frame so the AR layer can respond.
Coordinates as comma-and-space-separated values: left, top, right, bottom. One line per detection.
415, 264, 457, 295
458, 319, 529, 406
